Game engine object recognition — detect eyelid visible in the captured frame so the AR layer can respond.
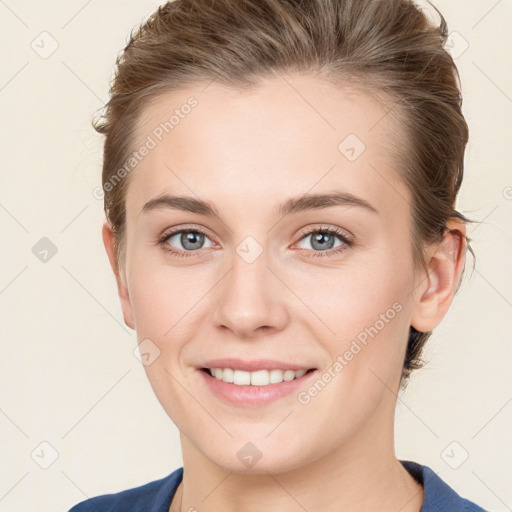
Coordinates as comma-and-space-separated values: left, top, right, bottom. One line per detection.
295, 224, 354, 244
159, 224, 216, 242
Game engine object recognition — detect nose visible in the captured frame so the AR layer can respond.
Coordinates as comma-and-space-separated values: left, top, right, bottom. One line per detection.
212, 248, 289, 339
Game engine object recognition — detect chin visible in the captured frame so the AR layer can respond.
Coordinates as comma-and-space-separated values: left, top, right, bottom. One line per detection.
199, 438, 311, 476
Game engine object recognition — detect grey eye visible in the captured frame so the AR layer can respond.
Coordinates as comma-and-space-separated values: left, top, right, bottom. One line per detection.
166, 230, 214, 251
297, 231, 344, 252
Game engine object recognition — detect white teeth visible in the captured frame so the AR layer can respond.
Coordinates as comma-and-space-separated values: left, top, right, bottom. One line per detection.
234, 370, 251, 385
222, 368, 234, 383
250, 370, 268, 386
207, 368, 308, 386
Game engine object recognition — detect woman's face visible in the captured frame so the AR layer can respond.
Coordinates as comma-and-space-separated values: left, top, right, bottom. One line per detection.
113, 74, 428, 473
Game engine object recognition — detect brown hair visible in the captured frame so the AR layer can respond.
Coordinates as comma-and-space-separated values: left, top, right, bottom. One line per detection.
93, 0, 476, 388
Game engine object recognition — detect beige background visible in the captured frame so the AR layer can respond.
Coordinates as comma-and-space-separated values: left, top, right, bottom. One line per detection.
0, 1, 511, 511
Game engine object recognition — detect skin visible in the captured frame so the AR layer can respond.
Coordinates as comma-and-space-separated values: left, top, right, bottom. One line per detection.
102, 73, 466, 512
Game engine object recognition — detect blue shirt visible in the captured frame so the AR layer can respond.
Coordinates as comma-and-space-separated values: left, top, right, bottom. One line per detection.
68, 460, 488, 511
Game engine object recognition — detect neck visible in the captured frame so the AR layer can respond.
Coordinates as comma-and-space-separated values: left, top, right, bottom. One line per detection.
174, 403, 424, 512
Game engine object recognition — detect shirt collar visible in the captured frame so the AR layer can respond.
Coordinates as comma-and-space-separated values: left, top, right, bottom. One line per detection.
152, 461, 481, 512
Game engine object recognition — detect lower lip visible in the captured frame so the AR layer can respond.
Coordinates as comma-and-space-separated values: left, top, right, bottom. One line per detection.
197, 368, 318, 407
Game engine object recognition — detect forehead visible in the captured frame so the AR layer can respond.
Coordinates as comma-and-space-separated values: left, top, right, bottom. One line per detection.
127, 74, 409, 219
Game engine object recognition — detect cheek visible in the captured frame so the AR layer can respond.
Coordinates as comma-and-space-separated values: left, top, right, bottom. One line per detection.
294, 254, 409, 337
302, 284, 410, 435
125, 260, 212, 426
304, 254, 413, 386
129, 276, 175, 338
126, 254, 217, 346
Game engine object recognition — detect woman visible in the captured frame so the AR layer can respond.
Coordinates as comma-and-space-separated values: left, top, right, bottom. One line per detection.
69, 0, 487, 510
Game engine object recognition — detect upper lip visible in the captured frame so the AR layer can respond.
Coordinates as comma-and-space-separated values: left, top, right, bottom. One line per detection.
198, 358, 316, 372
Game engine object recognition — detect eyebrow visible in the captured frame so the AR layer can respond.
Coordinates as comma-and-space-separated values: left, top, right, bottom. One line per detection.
140, 191, 379, 218
279, 191, 378, 216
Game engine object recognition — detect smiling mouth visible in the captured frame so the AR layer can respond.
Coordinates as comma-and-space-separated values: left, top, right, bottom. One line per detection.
200, 367, 316, 386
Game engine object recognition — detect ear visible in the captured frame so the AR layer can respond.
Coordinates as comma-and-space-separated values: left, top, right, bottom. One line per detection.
410, 218, 467, 333
102, 222, 135, 330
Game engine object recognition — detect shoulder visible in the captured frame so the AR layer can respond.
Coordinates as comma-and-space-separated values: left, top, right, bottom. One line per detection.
400, 460, 489, 512
67, 467, 183, 512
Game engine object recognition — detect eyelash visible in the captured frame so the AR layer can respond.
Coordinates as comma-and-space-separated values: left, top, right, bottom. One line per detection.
302, 226, 354, 258
158, 225, 354, 259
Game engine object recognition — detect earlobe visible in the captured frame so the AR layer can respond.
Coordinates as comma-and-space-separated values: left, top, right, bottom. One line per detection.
410, 220, 466, 333
101, 222, 135, 330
